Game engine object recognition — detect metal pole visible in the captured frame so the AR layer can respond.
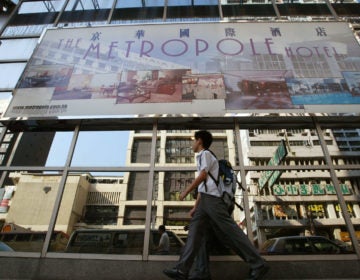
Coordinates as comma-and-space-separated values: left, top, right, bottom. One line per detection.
234, 120, 255, 242
324, 0, 339, 20
143, 119, 158, 260
53, 0, 71, 27
107, 0, 118, 24
218, 0, 223, 20
163, 0, 168, 22
270, 0, 281, 19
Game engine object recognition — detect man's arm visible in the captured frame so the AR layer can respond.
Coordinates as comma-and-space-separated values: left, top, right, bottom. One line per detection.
179, 169, 207, 201
158, 235, 165, 251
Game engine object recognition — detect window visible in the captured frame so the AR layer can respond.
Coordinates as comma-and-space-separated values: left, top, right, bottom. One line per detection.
164, 171, 195, 201
84, 206, 119, 225
166, 138, 193, 163
124, 206, 146, 225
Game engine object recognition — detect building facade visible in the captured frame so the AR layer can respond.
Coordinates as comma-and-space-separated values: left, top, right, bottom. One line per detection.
0, 1, 360, 278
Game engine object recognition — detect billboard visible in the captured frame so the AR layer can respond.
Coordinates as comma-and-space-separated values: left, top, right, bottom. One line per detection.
3, 22, 360, 119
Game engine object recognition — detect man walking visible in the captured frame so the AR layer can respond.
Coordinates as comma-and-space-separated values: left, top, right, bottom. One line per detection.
163, 130, 269, 280
157, 224, 170, 255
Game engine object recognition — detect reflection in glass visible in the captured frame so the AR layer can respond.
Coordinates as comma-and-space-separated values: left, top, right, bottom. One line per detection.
10, 131, 57, 167
45, 132, 73, 167
150, 129, 237, 256
333, 169, 360, 252
116, 0, 144, 8
0, 63, 27, 89
131, 136, 159, 164
65, 0, 113, 10
244, 127, 359, 254
18, 1, 65, 13
0, 127, 15, 166
50, 171, 152, 254
164, 172, 195, 201
0, 171, 57, 252
0, 39, 38, 61
71, 131, 130, 167
168, 0, 193, 6
2, 24, 53, 37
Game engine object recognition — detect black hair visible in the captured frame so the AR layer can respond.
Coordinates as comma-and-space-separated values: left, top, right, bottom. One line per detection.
159, 225, 166, 232
194, 130, 213, 149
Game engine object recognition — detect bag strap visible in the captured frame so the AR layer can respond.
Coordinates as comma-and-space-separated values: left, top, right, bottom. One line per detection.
199, 149, 219, 192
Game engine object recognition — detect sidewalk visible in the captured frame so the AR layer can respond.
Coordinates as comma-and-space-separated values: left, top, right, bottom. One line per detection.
0, 256, 359, 279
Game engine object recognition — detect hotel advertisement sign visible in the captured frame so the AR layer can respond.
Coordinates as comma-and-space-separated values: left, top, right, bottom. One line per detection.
3, 22, 360, 119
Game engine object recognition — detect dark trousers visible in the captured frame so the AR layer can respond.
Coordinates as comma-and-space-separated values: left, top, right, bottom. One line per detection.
177, 193, 264, 274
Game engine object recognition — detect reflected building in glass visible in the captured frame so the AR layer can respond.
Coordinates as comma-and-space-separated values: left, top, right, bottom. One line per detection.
1, 126, 359, 251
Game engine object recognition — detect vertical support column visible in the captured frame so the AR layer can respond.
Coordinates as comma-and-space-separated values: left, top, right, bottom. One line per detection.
234, 120, 255, 242
107, 0, 119, 24
41, 124, 80, 257
218, 0, 224, 20
312, 116, 360, 258
143, 119, 158, 260
270, 0, 281, 19
53, 0, 71, 26
324, 0, 339, 20
163, 0, 168, 21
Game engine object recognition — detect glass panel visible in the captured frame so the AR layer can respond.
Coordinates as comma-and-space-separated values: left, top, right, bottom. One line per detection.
18, 1, 65, 13
221, 0, 272, 5
327, 122, 360, 253
329, 171, 359, 254
165, 137, 194, 164
168, 0, 218, 6
195, 0, 219, 4
58, 0, 112, 26
332, 3, 360, 17
71, 130, 130, 167
65, 0, 114, 10
242, 126, 357, 255
0, 127, 15, 166
166, 3, 220, 20
0, 171, 57, 252
168, 0, 192, 6
330, 124, 360, 153
0, 92, 12, 118
277, 3, 332, 18
116, 0, 144, 8
49, 171, 151, 255
8, 130, 72, 167
45, 132, 74, 167
145, 0, 166, 7
151, 129, 239, 258
3, 1, 63, 36
0, 39, 38, 61
2, 24, 53, 37
0, 63, 26, 89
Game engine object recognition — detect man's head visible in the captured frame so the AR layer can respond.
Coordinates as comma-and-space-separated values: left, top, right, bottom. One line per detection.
192, 130, 213, 152
159, 225, 166, 233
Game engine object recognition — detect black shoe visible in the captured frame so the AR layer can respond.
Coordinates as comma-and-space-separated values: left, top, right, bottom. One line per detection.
163, 268, 188, 280
245, 263, 270, 280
